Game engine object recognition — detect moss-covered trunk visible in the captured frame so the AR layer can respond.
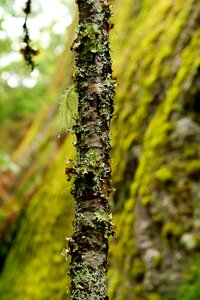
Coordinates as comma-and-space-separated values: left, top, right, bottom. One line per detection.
108, 1, 200, 299
68, 1, 115, 299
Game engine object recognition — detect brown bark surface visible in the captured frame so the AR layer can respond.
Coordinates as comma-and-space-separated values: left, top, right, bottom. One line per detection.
68, 1, 115, 299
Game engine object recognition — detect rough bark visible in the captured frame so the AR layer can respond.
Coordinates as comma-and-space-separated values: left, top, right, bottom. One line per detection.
67, 1, 115, 299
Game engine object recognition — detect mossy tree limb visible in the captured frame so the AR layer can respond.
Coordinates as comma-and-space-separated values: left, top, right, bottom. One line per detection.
68, 0, 115, 299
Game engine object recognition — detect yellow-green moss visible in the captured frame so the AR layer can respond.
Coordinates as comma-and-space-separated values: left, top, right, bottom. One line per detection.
0, 136, 75, 300
161, 222, 183, 239
130, 258, 145, 281
185, 160, 200, 179
148, 293, 162, 300
109, 0, 200, 299
155, 167, 173, 183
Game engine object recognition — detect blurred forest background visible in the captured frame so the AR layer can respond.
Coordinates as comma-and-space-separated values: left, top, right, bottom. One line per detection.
1, 0, 200, 299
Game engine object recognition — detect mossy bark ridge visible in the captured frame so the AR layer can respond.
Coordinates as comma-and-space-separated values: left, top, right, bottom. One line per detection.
68, 0, 115, 299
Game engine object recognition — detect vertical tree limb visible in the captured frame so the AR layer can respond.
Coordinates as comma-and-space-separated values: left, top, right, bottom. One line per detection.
68, 0, 115, 299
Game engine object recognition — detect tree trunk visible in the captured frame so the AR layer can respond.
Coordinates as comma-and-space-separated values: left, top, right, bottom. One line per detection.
108, 1, 200, 299
68, 1, 115, 299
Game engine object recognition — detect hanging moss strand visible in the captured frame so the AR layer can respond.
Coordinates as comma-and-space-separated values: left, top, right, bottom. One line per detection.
68, 0, 115, 299
20, 0, 39, 71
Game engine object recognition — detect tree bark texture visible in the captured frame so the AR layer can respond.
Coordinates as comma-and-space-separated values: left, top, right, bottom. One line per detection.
68, 1, 115, 299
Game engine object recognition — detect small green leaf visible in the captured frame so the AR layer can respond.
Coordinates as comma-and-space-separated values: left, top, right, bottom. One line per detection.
58, 84, 78, 133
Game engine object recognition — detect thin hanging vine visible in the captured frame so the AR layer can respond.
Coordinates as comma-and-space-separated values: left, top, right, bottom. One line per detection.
20, 0, 39, 71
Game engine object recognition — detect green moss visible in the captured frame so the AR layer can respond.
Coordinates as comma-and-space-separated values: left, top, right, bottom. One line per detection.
185, 160, 200, 179
141, 195, 152, 206
153, 253, 162, 269
135, 284, 144, 295
148, 293, 162, 300
183, 147, 199, 159
161, 222, 183, 240
152, 213, 164, 225
108, 1, 200, 299
130, 258, 145, 281
155, 167, 173, 183
0, 137, 75, 300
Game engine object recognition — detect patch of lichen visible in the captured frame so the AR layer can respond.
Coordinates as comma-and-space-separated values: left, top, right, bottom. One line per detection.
69, 2, 115, 298
70, 262, 108, 300
0, 136, 75, 300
